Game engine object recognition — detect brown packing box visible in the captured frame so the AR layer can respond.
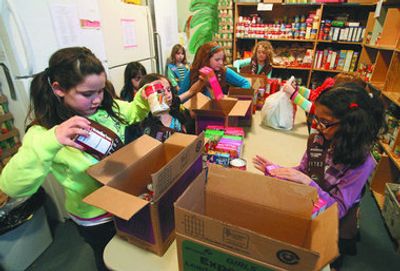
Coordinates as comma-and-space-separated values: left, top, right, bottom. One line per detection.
228, 87, 255, 126
184, 93, 252, 134
84, 132, 204, 256
174, 165, 339, 271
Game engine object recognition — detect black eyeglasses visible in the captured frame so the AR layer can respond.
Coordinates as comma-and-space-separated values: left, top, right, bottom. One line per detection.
312, 115, 340, 130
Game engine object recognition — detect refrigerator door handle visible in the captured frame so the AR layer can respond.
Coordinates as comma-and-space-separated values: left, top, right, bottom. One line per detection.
5, 0, 35, 76
0, 63, 17, 100
154, 32, 163, 74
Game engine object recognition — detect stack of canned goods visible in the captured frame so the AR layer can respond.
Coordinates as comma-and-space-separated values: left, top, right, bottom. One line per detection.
235, 11, 320, 40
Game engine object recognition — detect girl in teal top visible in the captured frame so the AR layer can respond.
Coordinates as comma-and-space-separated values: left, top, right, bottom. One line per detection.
167, 44, 190, 92
233, 40, 274, 78
0, 47, 150, 270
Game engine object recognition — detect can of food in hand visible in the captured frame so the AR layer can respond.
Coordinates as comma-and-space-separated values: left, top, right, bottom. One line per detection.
229, 158, 247, 170
144, 83, 169, 116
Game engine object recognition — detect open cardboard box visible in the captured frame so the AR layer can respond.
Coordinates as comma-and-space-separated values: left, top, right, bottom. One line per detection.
184, 93, 252, 134
84, 132, 204, 256
174, 165, 339, 271
228, 87, 256, 126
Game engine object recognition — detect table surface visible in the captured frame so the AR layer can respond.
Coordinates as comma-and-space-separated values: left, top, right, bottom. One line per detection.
104, 236, 178, 271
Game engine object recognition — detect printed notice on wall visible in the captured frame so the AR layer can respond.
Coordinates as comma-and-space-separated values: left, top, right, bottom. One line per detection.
50, 4, 81, 47
121, 19, 137, 48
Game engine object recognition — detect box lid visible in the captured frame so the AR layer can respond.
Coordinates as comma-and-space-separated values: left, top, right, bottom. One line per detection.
207, 164, 317, 217
84, 133, 204, 220
228, 100, 252, 116
228, 87, 255, 97
83, 186, 149, 220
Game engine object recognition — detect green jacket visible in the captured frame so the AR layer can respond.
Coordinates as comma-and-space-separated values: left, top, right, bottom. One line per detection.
0, 91, 149, 219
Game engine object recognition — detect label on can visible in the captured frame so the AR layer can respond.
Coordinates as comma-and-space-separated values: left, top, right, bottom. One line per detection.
145, 83, 169, 116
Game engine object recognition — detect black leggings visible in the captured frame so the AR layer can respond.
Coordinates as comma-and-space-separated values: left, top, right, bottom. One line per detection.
75, 221, 116, 271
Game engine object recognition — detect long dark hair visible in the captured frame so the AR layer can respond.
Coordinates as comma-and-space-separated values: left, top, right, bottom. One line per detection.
28, 47, 124, 130
316, 83, 385, 167
120, 62, 147, 101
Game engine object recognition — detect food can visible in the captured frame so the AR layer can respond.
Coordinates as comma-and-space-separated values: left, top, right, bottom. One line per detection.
230, 158, 247, 170
144, 83, 169, 116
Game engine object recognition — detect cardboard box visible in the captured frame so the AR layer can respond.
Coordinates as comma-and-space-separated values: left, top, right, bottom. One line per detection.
383, 183, 400, 240
175, 165, 339, 271
84, 132, 204, 256
184, 93, 252, 134
228, 87, 256, 126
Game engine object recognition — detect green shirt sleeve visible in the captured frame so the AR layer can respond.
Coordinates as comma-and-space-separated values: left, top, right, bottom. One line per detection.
298, 86, 311, 99
116, 87, 150, 124
0, 126, 63, 197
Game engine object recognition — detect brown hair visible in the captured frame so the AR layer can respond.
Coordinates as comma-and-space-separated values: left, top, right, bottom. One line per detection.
189, 41, 226, 89
333, 72, 366, 89
170, 44, 187, 65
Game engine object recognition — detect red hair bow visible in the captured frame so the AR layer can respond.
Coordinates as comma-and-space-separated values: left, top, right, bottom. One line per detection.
349, 103, 359, 109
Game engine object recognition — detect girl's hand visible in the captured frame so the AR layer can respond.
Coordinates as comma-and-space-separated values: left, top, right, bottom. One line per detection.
55, 116, 91, 150
269, 167, 312, 185
252, 155, 273, 173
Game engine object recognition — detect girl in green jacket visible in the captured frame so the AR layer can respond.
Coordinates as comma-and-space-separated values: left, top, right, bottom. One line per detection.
0, 47, 150, 270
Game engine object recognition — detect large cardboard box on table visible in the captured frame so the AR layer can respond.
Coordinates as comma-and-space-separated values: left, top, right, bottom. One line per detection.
184, 93, 252, 134
174, 165, 339, 271
84, 133, 204, 256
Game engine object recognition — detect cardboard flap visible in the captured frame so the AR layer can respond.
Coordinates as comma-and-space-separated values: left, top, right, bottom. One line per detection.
228, 100, 252, 116
308, 204, 339, 271
151, 133, 204, 199
228, 87, 255, 97
183, 93, 210, 110
86, 134, 161, 184
207, 164, 317, 217
83, 186, 149, 220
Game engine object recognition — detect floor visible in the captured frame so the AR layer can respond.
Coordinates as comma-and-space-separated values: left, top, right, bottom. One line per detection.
26, 112, 400, 271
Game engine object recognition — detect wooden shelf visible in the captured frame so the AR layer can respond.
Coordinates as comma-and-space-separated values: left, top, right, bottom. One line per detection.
371, 189, 385, 210
382, 91, 400, 107
237, 37, 315, 42
0, 96, 7, 104
364, 43, 397, 50
0, 113, 13, 124
380, 141, 400, 171
272, 65, 311, 70
317, 40, 363, 45
0, 128, 19, 142
0, 145, 19, 160
312, 68, 342, 73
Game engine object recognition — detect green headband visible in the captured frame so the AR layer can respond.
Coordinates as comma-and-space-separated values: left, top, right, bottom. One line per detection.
210, 45, 221, 54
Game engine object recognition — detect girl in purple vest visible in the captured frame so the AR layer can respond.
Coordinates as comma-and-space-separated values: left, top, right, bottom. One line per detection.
253, 83, 384, 270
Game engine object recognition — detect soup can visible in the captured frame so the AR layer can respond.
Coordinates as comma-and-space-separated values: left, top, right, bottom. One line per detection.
230, 158, 247, 170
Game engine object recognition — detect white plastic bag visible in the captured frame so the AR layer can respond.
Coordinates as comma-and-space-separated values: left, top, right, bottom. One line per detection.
261, 91, 293, 130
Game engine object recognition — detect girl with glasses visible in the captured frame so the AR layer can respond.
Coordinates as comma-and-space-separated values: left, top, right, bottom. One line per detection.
254, 83, 385, 270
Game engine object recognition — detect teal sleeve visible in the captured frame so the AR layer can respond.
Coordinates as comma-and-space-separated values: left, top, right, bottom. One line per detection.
298, 86, 311, 99
116, 87, 150, 124
226, 68, 251, 89
0, 126, 63, 197
292, 92, 313, 113
233, 58, 251, 71
167, 66, 178, 87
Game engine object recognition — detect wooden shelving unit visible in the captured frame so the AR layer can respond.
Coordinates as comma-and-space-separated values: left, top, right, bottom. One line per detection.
233, 2, 375, 88
0, 95, 21, 171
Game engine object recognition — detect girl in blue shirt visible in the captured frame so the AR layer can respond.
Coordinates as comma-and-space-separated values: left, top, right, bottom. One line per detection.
178, 41, 250, 101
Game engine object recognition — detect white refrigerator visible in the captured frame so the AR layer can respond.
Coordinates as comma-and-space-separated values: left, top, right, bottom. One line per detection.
0, 0, 158, 220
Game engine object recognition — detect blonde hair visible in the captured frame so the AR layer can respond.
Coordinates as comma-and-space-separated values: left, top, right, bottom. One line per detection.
252, 41, 274, 65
